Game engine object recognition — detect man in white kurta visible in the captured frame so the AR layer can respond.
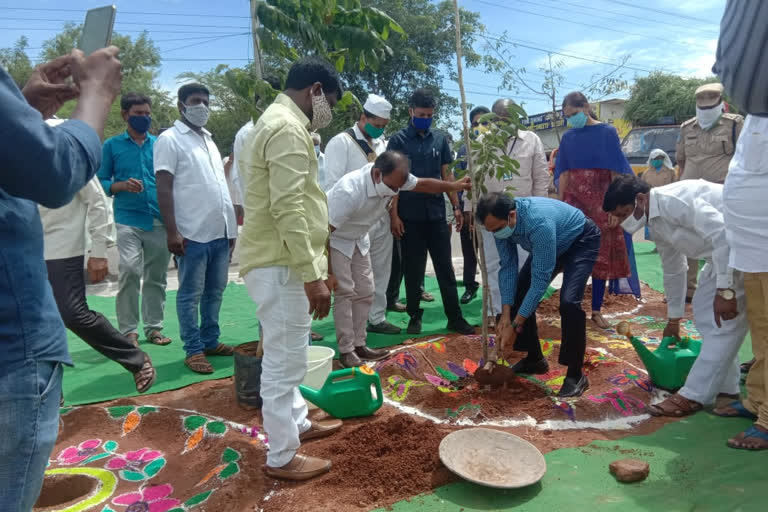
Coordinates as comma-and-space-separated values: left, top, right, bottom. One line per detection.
465, 99, 550, 322
323, 94, 399, 334
327, 151, 471, 367
603, 175, 748, 416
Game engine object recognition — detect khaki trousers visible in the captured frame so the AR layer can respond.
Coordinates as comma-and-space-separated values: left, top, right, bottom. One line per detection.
743, 272, 768, 430
331, 247, 375, 354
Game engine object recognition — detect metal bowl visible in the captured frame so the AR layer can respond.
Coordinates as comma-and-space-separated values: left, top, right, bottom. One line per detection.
439, 428, 547, 489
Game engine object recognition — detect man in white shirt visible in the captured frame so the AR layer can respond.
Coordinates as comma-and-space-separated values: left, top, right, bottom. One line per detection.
324, 94, 398, 334
465, 98, 550, 324
603, 175, 747, 416
41, 175, 156, 393
155, 83, 238, 374
328, 151, 471, 367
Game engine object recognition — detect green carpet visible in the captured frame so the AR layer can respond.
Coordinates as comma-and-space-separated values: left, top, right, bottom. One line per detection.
64, 276, 486, 405
380, 412, 768, 512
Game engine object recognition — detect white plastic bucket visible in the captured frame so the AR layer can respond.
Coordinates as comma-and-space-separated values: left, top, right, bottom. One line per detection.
301, 346, 335, 409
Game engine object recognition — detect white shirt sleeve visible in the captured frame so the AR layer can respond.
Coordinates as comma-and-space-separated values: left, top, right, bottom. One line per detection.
655, 238, 688, 319
323, 134, 350, 191
153, 134, 178, 175
80, 177, 114, 258
227, 164, 244, 206
401, 173, 419, 192
531, 134, 550, 197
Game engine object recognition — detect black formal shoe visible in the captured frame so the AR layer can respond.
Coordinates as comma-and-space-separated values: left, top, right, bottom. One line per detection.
460, 287, 478, 304
339, 351, 364, 368
407, 315, 423, 335
366, 321, 402, 335
446, 320, 476, 335
387, 301, 407, 313
355, 345, 390, 361
511, 357, 550, 375
421, 291, 435, 302
557, 375, 590, 397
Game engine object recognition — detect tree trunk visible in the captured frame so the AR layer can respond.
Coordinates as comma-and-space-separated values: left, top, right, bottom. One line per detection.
452, 0, 490, 362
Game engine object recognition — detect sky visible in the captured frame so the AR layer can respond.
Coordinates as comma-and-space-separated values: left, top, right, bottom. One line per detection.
0, 0, 728, 118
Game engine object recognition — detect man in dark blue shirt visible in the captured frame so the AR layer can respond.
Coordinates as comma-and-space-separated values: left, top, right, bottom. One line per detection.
476, 193, 601, 397
387, 88, 473, 335
0, 48, 122, 511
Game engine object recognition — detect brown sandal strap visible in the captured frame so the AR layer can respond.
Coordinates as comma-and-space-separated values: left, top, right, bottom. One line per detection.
205, 344, 234, 356
134, 355, 156, 393
147, 331, 172, 346
185, 354, 214, 373
649, 394, 701, 416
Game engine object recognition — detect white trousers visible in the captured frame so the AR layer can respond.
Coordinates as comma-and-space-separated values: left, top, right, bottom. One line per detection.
331, 247, 374, 353
480, 228, 528, 317
679, 263, 748, 405
367, 215, 394, 324
244, 266, 312, 467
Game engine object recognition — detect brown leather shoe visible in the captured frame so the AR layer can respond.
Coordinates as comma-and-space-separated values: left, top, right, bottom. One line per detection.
264, 453, 331, 481
299, 418, 343, 442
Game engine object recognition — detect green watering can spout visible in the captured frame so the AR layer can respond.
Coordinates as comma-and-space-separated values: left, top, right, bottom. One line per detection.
299, 366, 384, 419
616, 321, 702, 391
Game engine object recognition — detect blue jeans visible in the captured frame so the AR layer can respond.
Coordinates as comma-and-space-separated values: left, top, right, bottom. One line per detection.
0, 359, 63, 511
177, 238, 230, 357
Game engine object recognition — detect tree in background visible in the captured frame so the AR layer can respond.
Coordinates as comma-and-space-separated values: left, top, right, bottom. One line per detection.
0, 36, 34, 88
482, 31, 628, 143
624, 71, 731, 126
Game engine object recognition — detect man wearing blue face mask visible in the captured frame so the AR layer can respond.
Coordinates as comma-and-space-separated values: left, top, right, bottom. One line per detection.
386, 88, 473, 335
98, 93, 172, 348
476, 193, 601, 397
327, 151, 471, 367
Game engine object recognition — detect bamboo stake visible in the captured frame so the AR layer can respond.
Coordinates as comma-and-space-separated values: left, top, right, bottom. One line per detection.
452, 0, 491, 364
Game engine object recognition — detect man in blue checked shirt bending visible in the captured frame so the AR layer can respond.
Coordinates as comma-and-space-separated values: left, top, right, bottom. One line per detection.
475, 193, 601, 397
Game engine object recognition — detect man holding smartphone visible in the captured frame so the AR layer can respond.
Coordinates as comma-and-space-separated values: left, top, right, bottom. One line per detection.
0, 47, 122, 512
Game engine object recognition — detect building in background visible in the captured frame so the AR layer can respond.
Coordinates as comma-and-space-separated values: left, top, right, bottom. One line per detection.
522, 99, 628, 150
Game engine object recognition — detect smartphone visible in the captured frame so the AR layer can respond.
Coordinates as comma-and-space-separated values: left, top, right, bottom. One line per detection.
79, 5, 117, 56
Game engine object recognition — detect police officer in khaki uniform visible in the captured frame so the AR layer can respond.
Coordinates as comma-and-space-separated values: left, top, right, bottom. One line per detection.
676, 82, 744, 301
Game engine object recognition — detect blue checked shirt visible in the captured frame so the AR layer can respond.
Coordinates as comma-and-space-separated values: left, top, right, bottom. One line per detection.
496, 197, 586, 318
0, 68, 102, 365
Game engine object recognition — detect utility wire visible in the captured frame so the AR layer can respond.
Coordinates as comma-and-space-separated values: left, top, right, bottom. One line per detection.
604, 0, 716, 24
160, 33, 250, 54
0, 27, 241, 35
0, 6, 249, 19
474, 0, 713, 50
0, 17, 249, 29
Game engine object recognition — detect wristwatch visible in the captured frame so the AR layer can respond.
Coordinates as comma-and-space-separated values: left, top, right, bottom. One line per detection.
511, 321, 524, 334
716, 288, 736, 300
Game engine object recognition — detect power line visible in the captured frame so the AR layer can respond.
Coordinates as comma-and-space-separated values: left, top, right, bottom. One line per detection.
0, 27, 241, 35
160, 33, 249, 54
0, 6, 249, 19
0, 17, 249, 29
603, 0, 716, 24
474, 0, 713, 50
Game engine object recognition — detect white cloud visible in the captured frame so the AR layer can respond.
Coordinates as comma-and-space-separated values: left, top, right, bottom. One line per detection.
674, 0, 725, 13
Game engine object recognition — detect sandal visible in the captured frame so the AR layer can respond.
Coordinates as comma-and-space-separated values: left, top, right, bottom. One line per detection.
127, 333, 140, 348
727, 425, 768, 451
712, 401, 758, 421
591, 312, 610, 330
134, 354, 157, 393
185, 354, 214, 374
204, 343, 234, 356
147, 330, 172, 346
648, 393, 703, 417
311, 331, 324, 342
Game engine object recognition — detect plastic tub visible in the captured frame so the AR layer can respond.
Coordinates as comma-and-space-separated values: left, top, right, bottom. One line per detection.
301, 346, 335, 410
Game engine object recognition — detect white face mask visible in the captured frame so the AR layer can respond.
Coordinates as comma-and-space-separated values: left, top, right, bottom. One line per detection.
183, 103, 210, 127
620, 201, 648, 235
374, 179, 397, 198
696, 102, 723, 130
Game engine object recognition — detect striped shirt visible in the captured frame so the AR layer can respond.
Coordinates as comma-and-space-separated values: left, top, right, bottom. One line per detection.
496, 197, 586, 318
713, 0, 768, 116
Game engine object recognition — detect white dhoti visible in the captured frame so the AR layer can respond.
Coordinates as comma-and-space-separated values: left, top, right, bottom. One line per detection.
679, 263, 748, 405
367, 215, 394, 325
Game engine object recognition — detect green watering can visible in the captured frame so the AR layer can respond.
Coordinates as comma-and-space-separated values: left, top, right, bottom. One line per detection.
299, 366, 383, 419
617, 321, 702, 391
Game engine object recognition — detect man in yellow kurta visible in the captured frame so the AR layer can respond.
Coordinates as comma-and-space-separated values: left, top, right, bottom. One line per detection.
238, 57, 342, 481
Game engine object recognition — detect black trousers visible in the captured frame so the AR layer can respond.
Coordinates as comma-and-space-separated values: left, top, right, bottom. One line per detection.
46, 256, 146, 373
510, 219, 601, 370
400, 220, 464, 323
386, 239, 425, 306
460, 218, 478, 290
